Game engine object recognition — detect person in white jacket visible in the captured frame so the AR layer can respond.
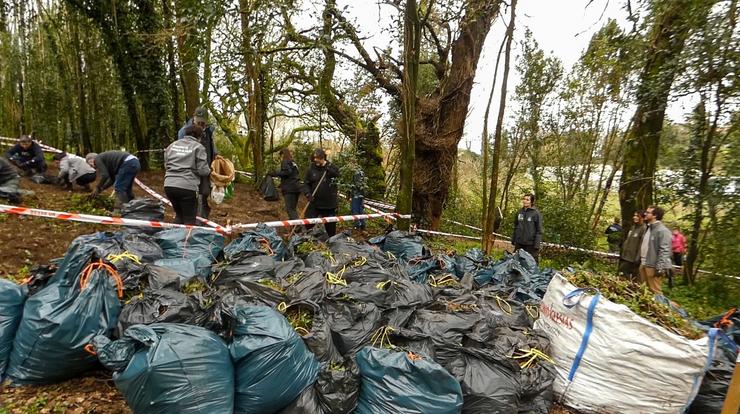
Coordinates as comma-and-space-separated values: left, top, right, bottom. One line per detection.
53, 152, 97, 191
164, 125, 211, 225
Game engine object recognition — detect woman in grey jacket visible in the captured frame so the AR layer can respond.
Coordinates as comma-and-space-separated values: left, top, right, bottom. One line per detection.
164, 125, 211, 225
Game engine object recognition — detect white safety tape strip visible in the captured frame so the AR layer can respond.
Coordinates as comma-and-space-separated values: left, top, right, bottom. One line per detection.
0, 204, 225, 233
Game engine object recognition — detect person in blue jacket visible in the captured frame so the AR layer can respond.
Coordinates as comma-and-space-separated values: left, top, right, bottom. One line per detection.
5, 135, 47, 176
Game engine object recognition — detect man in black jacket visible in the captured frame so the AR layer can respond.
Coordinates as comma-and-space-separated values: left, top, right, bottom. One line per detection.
5, 135, 47, 176
86, 151, 141, 212
304, 148, 340, 236
512, 193, 543, 263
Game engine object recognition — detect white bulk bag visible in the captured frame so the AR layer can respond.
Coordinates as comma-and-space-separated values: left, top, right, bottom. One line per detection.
534, 273, 718, 414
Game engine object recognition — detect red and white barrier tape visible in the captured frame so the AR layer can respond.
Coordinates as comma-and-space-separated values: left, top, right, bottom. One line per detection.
416, 228, 480, 241
0, 204, 225, 233
229, 212, 410, 231
133, 178, 226, 231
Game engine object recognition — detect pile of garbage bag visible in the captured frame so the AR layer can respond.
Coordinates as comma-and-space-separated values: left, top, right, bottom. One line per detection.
0, 225, 732, 414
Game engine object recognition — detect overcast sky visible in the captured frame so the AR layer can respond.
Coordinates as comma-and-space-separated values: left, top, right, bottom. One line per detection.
338, 0, 698, 153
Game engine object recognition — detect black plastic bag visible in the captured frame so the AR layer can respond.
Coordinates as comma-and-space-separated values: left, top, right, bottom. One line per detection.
260, 175, 280, 201
213, 254, 277, 285
146, 264, 182, 290
6, 261, 122, 384
224, 223, 287, 260
116, 289, 200, 337
316, 359, 361, 413
689, 345, 736, 414
93, 323, 234, 414
323, 299, 384, 356
407, 309, 484, 345
0, 279, 26, 380
355, 346, 463, 414
283, 301, 342, 363
285, 269, 328, 303
230, 306, 320, 414
120, 197, 165, 222
22, 264, 57, 296
370, 230, 427, 261
442, 346, 521, 413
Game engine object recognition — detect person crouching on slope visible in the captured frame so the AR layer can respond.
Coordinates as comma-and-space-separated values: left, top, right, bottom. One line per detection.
53, 152, 96, 191
86, 150, 140, 213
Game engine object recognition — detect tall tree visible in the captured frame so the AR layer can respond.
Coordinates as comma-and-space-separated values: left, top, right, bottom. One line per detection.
618, 0, 713, 226
676, 0, 738, 283
331, 0, 502, 228
397, 0, 421, 230
513, 29, 562, 199
482, 0, 515, 253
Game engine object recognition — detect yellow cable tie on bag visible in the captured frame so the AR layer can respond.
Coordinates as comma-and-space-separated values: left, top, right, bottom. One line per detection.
494, 294, 513, 315
277, 302, 288, 313
326, 271, 348, 287
106, 251, 142, 265
526, 304, 540, 319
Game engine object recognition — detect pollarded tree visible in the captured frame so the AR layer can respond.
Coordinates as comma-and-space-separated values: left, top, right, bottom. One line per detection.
329, 0, 502, 228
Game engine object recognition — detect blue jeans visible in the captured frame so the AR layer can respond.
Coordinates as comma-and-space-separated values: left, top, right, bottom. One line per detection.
115, 158, 140, 202
351, 196, 365, 229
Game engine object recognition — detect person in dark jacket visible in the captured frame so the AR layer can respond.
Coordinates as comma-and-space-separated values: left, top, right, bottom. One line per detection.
5, 135, 47, 176
604, 217, 623, 253
304, 148, 340, 236
0, 157, 21, 203
178, 106, 217, 218
165, 125, 211, 225
512, 193, 543, 263
86, 150, 141, 211
619, 210, 646, 280
348, 168, 367, 230
269, 148, 302, 220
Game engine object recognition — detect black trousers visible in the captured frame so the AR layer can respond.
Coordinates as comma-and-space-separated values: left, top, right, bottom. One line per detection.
283, 192, 300, 220
307, 207, 337, 237
165, 186, 198, 225
76, 172, 96, 186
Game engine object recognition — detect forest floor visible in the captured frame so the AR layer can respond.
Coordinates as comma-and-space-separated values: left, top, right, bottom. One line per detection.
0, 166, 576, 414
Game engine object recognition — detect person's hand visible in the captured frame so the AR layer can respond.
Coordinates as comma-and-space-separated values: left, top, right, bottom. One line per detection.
657, 269, 668, 277
90, 188, 100, 198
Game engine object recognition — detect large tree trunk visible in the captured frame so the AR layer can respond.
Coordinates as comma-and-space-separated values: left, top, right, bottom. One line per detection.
239, 0, 265, 178
483, 0, 516, 253
398, 0, 421, 230
163, 0, 181, 136
175, 0, 200, 116
413, 0, 501, 228
70, 13, 92, 154
619, 0, 709, 226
